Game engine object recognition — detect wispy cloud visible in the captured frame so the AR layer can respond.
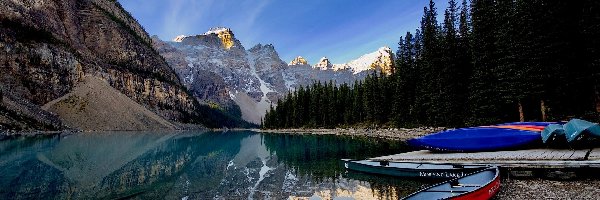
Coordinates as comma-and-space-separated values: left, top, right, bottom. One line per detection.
243, 0, 270, 28
161, 0, 215, 40
228, 0, 271, 47
155, 0, 270, 43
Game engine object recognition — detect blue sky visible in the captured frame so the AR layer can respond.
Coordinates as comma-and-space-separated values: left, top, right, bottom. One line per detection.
119, 0, 449, 64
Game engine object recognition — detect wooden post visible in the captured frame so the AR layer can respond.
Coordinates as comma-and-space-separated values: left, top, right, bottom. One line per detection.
518, 100, 525, 122
541, 100, 547, 122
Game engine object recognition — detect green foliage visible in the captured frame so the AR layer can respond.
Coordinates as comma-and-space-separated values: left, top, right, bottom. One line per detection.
264, 0, 599, 129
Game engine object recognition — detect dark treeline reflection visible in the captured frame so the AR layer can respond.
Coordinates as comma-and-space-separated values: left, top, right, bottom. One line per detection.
261, 133, 431, 199
262, 133, 410, 179
1, 132, 427, 199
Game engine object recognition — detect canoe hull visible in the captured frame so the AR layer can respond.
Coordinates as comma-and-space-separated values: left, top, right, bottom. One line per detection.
565, 119, 600, 143
403, 166, 501, 200
451, 172, 501, 200
541, 124, 567, 146
408, 127, 541, 152
343, 160, 484, 179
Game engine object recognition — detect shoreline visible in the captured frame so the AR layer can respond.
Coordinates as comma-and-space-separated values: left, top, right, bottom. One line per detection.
0, 126, 209, 140
254, 127, 447, 141
0, 130, 73, 139
2, 127, 446, 141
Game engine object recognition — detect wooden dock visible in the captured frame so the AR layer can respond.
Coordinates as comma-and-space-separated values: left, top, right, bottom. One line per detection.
372, 148, 600, 169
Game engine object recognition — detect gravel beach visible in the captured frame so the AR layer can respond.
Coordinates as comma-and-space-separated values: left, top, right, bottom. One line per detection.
256, 127, 447, 141
496, 178, 600, 200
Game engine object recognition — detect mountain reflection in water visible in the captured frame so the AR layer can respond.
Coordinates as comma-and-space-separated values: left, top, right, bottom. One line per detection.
0, 131, 432, 199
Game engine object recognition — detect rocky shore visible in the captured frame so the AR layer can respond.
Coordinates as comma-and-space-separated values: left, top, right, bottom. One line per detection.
256, 127, 447, 141
496, 178, 600, 199
0, 130, 73, 140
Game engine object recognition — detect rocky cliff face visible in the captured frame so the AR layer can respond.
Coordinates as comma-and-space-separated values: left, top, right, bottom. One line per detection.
205, 27, 236, 49
0, 0, 238, 131
154, 29, 290, 124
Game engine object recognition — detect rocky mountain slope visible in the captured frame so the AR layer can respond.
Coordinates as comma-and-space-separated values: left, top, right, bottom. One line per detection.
154, 28, 393, 124
43, 77, 178, 131
0, 0, 246, 131
153, 29, 289, 124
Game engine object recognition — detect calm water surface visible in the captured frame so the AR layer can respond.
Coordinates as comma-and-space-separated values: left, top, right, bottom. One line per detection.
0, 131, 432, 199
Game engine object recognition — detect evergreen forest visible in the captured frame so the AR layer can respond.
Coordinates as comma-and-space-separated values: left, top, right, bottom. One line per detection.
263, 0, 600, 129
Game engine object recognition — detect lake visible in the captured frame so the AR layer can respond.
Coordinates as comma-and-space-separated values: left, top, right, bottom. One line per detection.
0, 131, 432, 199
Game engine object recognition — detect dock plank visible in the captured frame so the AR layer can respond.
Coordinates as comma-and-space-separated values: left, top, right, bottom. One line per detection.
371, 148, 600, 169
587, 148, 600, 160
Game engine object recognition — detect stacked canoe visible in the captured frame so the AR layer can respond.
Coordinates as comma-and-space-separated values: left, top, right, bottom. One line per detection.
542, 119, 600, 146
407, 122, 555, 152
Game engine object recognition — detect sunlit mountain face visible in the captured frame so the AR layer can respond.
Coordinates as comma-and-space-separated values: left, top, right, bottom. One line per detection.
0, 131, 430, 199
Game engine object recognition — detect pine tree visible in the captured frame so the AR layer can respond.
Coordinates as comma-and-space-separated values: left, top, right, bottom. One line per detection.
581, 0, 600, 115
393, 32, 417, 127
439, 0, 463, 126
468, 0, 502, 125
416, 0, 443, 125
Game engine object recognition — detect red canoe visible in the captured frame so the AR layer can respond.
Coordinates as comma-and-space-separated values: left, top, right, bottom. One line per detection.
402, 166, 501, 200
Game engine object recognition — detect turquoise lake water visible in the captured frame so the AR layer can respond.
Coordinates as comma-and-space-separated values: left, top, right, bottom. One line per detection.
0, 131, 432, 199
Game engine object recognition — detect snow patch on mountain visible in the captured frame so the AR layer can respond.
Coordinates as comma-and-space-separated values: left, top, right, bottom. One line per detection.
173, 35, 187, 42
245, 53, 274, 118
314, 46, 394, 74
346, 46, 393, 74
204, 27, 230, 35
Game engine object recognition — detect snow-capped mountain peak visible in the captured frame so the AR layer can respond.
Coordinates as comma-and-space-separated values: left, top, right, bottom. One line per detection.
314, 57, 333, 70
339, 46, 394, 74
311, 46, 394, 74
289, 56, 309, 66
204, 27, 231, 35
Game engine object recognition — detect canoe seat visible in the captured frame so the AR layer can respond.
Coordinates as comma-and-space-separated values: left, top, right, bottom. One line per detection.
424, 190, 468, 193
450, 180, 481, 188
379, 160, 390, 166
452, 164, 464, 169
451, 184, 481, 188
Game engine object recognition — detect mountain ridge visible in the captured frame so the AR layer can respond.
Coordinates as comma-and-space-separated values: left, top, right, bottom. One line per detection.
155, 27, 392, 124
301, 46, 395, 75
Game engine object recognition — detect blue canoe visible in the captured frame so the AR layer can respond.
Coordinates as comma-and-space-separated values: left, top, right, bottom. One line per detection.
408, 127, 541, 152
565, 119, 600, 143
